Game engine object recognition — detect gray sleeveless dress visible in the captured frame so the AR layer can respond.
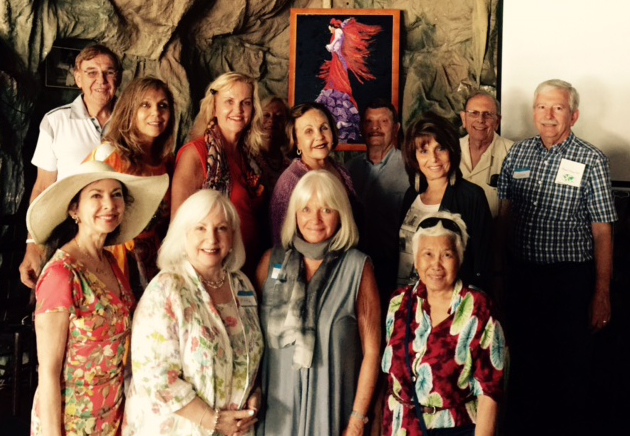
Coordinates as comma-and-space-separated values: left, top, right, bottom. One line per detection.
257, 247, 368, 436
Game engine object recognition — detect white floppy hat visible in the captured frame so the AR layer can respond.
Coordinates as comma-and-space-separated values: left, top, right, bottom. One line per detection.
27, 161, 169, 245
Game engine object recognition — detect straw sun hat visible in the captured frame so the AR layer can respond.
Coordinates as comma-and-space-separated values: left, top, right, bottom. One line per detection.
27, 161, 169, 245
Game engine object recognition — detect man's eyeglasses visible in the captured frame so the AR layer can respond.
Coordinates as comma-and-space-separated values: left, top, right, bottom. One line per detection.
83, 70, 118, 79
465, 110, 497, 120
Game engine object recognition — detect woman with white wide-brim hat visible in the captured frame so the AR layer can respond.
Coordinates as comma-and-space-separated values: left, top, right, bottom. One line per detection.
27, 160, 168, 436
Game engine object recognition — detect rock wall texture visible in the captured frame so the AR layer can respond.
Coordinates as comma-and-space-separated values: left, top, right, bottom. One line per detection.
0, 0, 499, 274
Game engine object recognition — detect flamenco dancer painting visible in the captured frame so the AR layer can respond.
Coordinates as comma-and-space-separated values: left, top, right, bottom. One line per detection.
316, 18, 382, 142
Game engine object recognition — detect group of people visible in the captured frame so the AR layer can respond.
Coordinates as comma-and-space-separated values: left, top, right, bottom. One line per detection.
20, 43, 615, 436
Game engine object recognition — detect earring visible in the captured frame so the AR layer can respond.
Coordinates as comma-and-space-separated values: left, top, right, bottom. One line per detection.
414, 173, 420, 192
72, 215, 80, 224
296, 148, 302, 156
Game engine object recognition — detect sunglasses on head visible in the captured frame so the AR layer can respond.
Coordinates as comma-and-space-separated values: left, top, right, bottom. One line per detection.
418, 217, 462, 237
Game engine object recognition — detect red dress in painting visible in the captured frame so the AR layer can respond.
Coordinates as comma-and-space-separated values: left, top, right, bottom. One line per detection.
316, 18, 381, 142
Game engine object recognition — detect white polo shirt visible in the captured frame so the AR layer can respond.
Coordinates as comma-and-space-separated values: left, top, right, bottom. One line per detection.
31, 95, 107, 180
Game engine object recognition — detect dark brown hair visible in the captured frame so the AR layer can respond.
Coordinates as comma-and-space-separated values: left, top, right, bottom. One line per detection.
402, 112, 462, 192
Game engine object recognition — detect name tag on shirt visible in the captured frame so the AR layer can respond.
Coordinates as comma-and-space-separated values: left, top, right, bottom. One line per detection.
514, 167, 531, 179
271, 263, 283, 280
554, 158, 585, 187
237, 289, 258, 307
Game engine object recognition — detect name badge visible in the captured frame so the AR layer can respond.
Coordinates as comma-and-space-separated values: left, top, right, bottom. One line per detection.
271, 263, 283, 280
554, 158, 585, 187
514, 167, 531, 179
237, 289, 258, 307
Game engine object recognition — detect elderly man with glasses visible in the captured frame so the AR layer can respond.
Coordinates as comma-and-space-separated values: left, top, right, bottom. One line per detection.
459, 91, 513, 217
19, 44, 122, 289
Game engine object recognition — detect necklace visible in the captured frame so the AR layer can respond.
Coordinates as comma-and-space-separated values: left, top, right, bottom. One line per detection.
74, 238, 107, 275
202, 270, 227, 289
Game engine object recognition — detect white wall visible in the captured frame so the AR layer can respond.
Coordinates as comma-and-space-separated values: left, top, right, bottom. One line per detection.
501, 0, 630, 181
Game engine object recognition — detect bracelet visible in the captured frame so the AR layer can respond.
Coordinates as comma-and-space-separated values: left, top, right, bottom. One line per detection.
26, 239, 35, 244
209, 408, 220, 435
198, 407, 208, 427
350, 410, 369, 424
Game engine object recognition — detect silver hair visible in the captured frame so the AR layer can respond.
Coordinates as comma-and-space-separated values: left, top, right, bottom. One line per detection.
534, 79, 580, 112
411, 211, 469, 266
158, 189, 246, 280
281, 170, 359, 251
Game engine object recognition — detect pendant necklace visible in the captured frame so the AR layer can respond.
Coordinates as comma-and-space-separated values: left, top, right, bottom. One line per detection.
74, 238, 107, 275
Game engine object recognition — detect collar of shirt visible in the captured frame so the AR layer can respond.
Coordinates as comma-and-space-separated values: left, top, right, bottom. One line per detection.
69, 94, 91, 120
364, 146, 397, 166
413, 279, 464, 316
534, 131, 575, 155
71, 94, 112, 134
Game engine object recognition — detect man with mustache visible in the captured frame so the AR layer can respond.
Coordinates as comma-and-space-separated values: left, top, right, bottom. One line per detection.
346, 99, 409, 304
20, 44, 122, 288
497, 79, 616, 436
459, 91, 513, 217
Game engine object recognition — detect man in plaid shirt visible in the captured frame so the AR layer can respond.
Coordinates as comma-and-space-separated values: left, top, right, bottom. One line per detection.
497, 79, 616, 436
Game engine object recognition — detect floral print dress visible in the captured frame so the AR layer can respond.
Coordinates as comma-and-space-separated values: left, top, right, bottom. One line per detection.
30, 250, 135, 436
122, 262, 263, 436
381, 281, 506, 435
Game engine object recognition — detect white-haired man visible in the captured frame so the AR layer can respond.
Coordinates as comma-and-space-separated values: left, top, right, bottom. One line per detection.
497, 79, 616, 436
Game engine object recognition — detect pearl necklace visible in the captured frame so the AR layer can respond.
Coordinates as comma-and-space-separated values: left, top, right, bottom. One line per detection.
202, 270, 227, 289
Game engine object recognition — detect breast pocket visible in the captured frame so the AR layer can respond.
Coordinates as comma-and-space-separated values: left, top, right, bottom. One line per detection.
546, 182, 584, 219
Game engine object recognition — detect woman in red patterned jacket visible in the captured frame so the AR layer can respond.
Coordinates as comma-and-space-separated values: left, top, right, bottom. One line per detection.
382, 211, 506, 436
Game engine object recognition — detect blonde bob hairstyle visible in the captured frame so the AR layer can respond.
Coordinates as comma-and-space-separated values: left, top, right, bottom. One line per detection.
281, 170, 359, 251
188, 72, 265, 154
158, 189, 246, 278
411, 211, 469, 266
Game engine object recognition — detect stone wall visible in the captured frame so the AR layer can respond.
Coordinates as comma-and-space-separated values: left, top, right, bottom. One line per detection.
0, 0, 499, 279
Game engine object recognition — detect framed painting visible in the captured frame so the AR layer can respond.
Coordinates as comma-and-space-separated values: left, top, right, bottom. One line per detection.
289, 8, 401, 151
45, 46, 81, 88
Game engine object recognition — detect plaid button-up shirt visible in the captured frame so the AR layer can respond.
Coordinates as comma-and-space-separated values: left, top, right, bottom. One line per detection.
497, 132, 617, 263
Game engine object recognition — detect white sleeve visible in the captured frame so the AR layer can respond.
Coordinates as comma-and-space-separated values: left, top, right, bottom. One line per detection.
31, 115, 58, 172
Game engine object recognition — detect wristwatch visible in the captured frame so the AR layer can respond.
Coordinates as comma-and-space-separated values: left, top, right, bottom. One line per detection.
350, 410, 369, 424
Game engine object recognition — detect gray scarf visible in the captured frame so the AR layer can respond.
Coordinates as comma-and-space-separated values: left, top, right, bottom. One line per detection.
265, 235, 341, 369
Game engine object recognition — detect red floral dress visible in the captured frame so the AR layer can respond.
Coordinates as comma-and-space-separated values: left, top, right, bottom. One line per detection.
30, 250, 135, 436
381, 281, 505, 435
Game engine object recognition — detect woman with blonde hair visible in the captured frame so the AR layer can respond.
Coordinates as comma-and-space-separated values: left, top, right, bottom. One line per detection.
257, 170, 380, 436
172, 72, 267, 279
85, 76, 175, 296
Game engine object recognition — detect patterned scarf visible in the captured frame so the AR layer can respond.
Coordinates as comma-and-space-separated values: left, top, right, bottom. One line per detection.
202, 124, 264, 197
265, 235, 342, 369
